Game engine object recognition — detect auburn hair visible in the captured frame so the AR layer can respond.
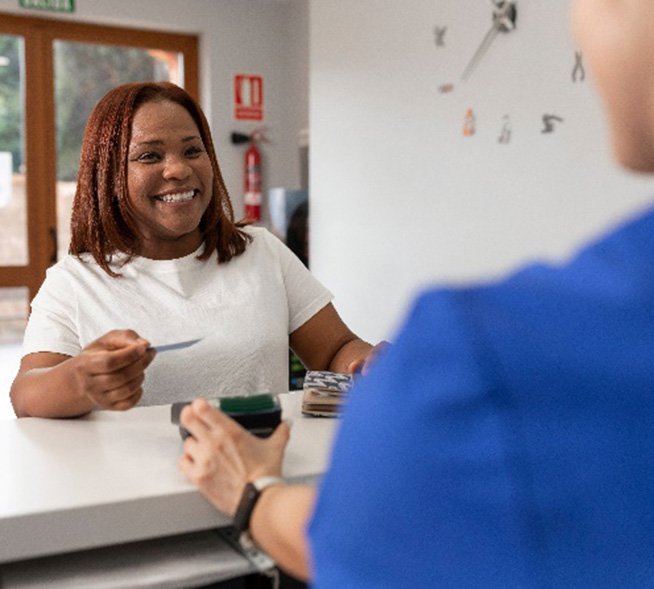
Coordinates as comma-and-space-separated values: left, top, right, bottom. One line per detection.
69, 81, 250, 276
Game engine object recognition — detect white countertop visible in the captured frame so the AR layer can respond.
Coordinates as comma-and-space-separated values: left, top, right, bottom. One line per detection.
0, 392, 337, 564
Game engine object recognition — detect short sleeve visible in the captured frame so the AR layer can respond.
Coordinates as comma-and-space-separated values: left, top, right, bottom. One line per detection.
259, 229, 333, 333
22, 264, 82, 357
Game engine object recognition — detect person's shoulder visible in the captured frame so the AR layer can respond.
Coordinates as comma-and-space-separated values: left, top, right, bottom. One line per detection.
241, 225, 278, 241
61, 252, 104, 270
502, 205, 654, 298
240, 225, 286, 253
46, 252, 112, 283
407, 208, 654, 346
32, 255, 89, 299
44, 253, 85, 278
577, 205, 654, 268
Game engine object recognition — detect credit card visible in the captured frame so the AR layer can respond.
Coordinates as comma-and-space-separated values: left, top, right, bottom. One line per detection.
151, 338, 202, 353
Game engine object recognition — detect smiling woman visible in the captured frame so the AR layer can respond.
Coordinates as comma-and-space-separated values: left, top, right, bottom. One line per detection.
8, 81, 379, 419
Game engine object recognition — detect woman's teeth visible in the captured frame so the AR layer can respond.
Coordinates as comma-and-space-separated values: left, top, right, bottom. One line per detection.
157, 190, 195, 203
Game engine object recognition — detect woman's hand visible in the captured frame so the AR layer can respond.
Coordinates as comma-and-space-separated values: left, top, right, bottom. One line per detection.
178, 398, 291, 516
72, 329, 155, 411
346, 340, 391, 375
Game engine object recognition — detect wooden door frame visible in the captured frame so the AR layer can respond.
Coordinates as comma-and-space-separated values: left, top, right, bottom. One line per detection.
0, 12, 198, 301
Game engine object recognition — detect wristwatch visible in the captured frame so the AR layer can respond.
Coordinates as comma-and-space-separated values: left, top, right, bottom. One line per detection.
233, 476, 285, 533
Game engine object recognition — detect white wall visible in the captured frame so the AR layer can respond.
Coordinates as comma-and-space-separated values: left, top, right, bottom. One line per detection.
310, 0, 654, 343
286, 0, 310, 158
0, 0, 309, 218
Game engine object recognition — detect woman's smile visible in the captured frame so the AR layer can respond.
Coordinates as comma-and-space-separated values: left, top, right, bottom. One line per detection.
154, 188, 198, 203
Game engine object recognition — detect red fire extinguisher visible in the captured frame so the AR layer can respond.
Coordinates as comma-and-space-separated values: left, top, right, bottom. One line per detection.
243, 136, 262, 222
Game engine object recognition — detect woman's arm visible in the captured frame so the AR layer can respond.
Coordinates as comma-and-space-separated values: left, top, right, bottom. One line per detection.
290, 303, 386, 374
178, 398, 315, 580
10, 330, 155, 418
249, 483, 316, 580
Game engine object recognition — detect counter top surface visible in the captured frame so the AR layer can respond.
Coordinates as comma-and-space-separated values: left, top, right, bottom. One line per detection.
0, 392, 337, 564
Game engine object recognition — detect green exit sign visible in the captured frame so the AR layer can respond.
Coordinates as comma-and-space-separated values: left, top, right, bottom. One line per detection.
19, 0, 75, 12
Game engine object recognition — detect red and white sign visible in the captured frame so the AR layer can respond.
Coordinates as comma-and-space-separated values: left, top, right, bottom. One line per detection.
234, 74, 264, 121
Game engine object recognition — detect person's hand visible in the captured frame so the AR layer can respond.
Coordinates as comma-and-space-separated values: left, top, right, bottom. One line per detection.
347, 340, 391, 375
178, 398, 291, 516
71, 329, 154, 411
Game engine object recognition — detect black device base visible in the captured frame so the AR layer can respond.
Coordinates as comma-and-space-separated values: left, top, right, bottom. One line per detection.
171, 394, 282, 440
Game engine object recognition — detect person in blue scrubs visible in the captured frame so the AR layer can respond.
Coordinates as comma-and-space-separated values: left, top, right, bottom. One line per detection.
179, 0, 654, 586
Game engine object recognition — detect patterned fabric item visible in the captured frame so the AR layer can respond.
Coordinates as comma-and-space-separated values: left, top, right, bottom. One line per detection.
302, 371, 354, 395
301, 371, 355, 416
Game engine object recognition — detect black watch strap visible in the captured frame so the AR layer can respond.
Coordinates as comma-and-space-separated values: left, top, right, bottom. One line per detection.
233, 476, 285, 533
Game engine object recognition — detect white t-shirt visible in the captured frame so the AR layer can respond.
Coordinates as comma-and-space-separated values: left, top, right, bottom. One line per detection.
23, 227, 333, 405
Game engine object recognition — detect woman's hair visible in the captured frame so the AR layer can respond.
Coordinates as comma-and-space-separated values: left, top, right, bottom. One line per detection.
69, 81, 250, 275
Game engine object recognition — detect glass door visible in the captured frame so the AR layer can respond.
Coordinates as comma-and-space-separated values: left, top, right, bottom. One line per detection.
0, 32, 31, 344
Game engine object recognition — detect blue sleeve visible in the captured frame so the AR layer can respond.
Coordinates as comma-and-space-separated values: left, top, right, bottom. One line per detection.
307, 289, 531, 588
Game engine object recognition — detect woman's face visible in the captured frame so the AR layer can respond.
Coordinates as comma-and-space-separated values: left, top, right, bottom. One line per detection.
126, 99, 213, 259
572, 0, 654, 172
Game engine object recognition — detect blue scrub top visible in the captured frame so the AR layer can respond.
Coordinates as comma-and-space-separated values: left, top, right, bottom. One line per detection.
309, 206, 654, 588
